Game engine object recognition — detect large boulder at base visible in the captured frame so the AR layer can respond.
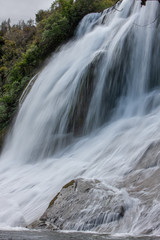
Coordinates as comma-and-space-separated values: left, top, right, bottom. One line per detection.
28, 178, 129, 231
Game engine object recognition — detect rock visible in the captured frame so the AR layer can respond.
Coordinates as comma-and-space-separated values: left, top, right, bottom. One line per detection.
29, 178, 128, 231
134, 140, 160, 170
28, 219, 58, 231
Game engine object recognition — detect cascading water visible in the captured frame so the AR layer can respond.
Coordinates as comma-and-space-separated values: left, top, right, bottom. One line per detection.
0, 0, 160, 235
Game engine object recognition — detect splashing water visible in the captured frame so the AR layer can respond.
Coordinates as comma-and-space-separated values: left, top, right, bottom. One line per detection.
0, 0, 160, 235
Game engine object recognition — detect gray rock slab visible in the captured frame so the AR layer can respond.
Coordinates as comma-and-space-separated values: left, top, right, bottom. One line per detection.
29, 178, 129, 231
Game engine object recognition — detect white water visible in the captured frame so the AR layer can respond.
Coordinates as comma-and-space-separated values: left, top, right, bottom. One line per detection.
0, 0, 160, 235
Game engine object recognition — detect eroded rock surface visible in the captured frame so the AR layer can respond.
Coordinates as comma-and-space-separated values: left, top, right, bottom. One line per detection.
29, 178, 129, 231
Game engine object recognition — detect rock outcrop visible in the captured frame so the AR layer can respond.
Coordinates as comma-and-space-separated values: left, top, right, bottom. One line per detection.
29, 178, 128, 231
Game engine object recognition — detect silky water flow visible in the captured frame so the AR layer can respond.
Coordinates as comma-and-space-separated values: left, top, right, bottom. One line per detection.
0, 0, 160, 235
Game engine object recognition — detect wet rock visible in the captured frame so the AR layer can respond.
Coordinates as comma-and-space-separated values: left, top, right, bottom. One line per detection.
29, 178, 128, 231
135, 140, 160, 170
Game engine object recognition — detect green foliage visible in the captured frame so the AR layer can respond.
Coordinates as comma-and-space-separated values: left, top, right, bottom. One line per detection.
36, 10, 50, 23
39, 13, 70, 56
0, 0, 117, 148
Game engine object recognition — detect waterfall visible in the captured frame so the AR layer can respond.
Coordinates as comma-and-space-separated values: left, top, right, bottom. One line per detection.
0, 0, 160, 235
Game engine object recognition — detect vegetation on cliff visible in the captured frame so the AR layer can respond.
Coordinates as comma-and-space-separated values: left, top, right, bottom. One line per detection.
0, 0, 117, 148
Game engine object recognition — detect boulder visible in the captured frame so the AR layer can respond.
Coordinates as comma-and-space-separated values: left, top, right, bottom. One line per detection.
29, 178, 128, 231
